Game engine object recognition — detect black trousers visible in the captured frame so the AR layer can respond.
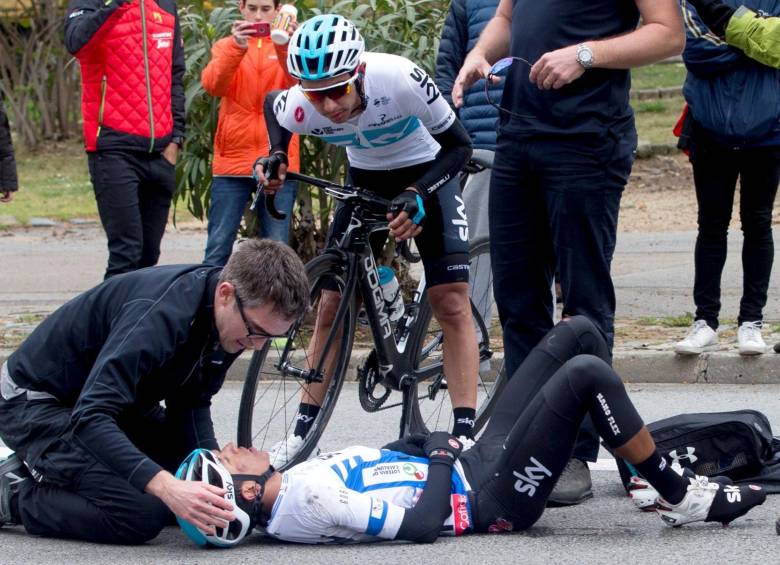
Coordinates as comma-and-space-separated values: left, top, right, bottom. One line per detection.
489, 131, 635, 460
0, 396, 189, 544
690, 127, 780, 328
87, 150, 176, 280
461, 316, 644, 532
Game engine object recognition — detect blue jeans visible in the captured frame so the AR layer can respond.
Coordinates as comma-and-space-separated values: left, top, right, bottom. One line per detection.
203, 176, 297, 267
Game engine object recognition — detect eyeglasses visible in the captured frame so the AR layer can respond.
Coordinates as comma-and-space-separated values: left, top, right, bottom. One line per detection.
300, 75, 357, 103
234, 291, 288, 340
485, 56, 537, 120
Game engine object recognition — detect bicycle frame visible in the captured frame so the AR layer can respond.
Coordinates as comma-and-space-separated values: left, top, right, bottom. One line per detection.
326, 206, 442, 392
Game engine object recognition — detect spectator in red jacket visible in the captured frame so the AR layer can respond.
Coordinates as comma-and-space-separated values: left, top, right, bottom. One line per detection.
65, 0, 185, 279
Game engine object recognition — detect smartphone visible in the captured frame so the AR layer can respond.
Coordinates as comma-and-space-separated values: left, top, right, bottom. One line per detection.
248, 22, 270, 37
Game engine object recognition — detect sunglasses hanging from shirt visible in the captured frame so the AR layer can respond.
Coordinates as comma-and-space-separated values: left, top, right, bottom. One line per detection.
484, 56, 538, 120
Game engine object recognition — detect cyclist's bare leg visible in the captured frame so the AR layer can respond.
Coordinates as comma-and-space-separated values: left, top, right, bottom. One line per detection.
299, 289, 344, 407
427, 282, 478, 411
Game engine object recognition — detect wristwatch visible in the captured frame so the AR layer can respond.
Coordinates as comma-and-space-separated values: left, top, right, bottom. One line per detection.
171, 136, 184, 149
576, 44, 594, 69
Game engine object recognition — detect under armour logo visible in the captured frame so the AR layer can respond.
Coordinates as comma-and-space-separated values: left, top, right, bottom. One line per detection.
669, 447, 698, 464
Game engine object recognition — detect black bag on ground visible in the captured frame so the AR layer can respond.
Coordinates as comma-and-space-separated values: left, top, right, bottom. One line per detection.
610, 409, 780, 494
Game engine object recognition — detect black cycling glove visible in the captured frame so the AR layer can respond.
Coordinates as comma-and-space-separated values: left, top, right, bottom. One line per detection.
252, 151, 289, 185
389, 190, 426, 227
424, 432, 463, 466
687, 0, 735, 38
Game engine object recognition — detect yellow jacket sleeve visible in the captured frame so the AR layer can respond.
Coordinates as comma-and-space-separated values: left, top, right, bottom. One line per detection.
726, 6, 780, 69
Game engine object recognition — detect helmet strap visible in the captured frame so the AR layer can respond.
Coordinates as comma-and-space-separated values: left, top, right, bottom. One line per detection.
354, 62, 367, 112
232, 465, 276, 528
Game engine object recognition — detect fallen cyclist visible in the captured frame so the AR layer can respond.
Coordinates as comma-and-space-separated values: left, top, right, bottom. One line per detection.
177, 316, 766, 547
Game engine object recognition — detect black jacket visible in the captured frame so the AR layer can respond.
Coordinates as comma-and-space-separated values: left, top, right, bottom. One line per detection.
7, 265, 240, 492
0, 96, 18, 192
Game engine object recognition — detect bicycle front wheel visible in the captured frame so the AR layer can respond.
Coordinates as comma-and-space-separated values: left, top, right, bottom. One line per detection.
402, 238, 506, 436
237, 253, 357, 469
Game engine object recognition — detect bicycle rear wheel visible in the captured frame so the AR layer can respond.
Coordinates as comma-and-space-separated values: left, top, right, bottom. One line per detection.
402, 238, 506, 436
237, 253, 357, 469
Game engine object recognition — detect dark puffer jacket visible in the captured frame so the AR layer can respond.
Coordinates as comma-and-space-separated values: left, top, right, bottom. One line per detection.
683, 0, 780, 146
435, 0, 503, 150
0, 96, 18, 192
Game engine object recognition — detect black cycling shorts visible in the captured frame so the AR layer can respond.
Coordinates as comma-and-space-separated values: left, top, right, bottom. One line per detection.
326, 162, 470, 288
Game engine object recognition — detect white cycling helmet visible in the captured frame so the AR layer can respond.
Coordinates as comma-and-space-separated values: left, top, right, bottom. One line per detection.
175, 449, 251, 548
287, 14, 365, 80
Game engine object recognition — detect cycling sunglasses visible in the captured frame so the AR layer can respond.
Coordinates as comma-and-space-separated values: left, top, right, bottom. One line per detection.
300, 75, 358, 103
485, 56, 537, 120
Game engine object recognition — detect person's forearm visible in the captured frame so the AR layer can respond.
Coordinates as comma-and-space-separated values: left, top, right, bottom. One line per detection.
470, 10, 512, 65
145, 469, 175, 498
726, 7, 780, 69
590, 23, 684, 69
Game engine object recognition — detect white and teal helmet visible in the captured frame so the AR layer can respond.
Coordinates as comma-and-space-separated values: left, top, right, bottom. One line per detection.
287, 14, 365, 80
175, 449, 251, 548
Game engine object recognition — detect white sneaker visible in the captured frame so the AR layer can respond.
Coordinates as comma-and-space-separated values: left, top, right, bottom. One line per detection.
457, 436, 475, 451
627, 476, 660, 511
656, 474, 721, 526
674, 320, 718, 355
737, 321, 766, 355
267, 435, 306, 468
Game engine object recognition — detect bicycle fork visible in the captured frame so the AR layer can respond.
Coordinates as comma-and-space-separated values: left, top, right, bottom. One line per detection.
275, 252, 358, 384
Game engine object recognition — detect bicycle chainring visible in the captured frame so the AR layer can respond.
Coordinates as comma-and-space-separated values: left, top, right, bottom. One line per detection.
357, 349, 392, 412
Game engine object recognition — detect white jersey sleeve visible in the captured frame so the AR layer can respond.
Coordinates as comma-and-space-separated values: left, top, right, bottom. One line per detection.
271, 87, 317, 135
395, 56, 456, 136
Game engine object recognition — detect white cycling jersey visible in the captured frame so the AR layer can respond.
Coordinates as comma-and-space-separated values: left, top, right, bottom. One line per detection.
272, 52, 456, 170
263, 446, 473, 544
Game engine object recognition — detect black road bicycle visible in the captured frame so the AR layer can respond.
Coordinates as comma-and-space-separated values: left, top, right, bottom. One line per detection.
237, 163, 504, 469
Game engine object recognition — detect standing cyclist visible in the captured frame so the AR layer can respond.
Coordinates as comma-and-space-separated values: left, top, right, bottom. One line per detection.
254, 14, 477, 464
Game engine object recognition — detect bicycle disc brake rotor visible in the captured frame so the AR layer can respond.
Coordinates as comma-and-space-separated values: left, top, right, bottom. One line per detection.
357, 349, 392, 412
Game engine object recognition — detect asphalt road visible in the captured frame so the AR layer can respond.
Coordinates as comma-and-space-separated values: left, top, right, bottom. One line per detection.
1, 382, 780, 565
2, 225, 779, 320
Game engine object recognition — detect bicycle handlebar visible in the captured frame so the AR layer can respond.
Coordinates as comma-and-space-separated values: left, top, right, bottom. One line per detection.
284, 171, 392, 209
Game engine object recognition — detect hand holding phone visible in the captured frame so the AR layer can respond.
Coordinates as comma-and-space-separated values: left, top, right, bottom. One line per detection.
247, 22, 270, 38
232, 21, 269, 48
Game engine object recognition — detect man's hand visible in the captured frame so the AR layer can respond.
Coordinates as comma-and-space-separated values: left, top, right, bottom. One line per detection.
529, 45, 586, 90
146, 471, 236, 536
162, 142, 179, 166
232, 20, 257, 49
387, 188, 425, 241
0, 190, 12, 203
452, 51, 496, 108
252, 152, 288, 195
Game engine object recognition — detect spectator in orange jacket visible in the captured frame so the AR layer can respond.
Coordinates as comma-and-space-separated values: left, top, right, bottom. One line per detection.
202, 0, 300, 266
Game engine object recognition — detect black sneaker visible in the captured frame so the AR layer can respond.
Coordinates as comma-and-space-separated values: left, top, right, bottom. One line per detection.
0, 454, 28, 527
547, 458, 593, 507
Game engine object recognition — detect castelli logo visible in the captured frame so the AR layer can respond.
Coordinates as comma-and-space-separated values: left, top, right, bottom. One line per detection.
449, 438, 460, 450
294, 106, 305, 122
